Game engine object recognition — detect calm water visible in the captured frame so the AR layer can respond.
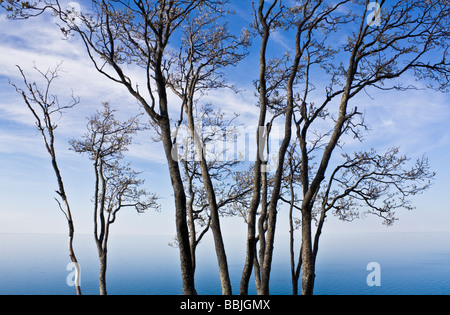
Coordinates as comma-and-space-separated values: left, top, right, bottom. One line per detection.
0, 232, 449, 295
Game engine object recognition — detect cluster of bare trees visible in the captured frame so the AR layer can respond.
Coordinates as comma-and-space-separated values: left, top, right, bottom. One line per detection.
4, 0, 449, 295
12, 65, 159, 295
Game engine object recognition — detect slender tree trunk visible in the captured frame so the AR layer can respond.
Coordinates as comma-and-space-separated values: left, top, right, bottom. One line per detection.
240, 138, 265, 295
96, 223, 108, 296
240, 1, 271, 294
258, 9, 304, 294
209, 207, 232, 295
258, 118, 293, 294
255, 165, 268, 295
186, 104, 232, 295
98, 251, 107, 295
301, 206, 315, 296
291, 247, 302, 296
313, 209, 327, 265
160, 117, 197, 295
67, 218, 82, 296
292, 272, 299, 296
289, 189, 299, 296
297, 38, 358, 295
240, 209, 258, 295
185, 166, 197, 274
253, 253, 262, 294
51, 154, 82, 296
258, 163, 268, 264
199, 160, 232, 295
153, 43, 198, 294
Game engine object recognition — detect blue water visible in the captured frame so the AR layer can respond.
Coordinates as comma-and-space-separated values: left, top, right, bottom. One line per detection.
0, 232, 449, 295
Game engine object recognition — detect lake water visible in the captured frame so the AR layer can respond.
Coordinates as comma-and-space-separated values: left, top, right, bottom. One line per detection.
0, 232, 449, 295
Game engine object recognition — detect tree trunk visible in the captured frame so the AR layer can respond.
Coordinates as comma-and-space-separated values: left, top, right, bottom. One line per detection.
186, 172, 197, 274
200, 165, 232, 295
255, 165, 268, 295
151, 49, 197, 294
187, 108, 232, 295
301, 207, 315, 296
289, 197, 302, 296
240, 0, 271, 293
160, 117, 197, 295
53, 157, 82, 296
98, 251, 107, 295
67, 219, 82, 296
240, 144, 264, 295
292, 276, 299, 296
240, 219, 258, 295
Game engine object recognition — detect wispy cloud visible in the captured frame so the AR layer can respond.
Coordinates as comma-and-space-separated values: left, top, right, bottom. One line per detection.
0, 13, 157, 162
361, 86, 450, 156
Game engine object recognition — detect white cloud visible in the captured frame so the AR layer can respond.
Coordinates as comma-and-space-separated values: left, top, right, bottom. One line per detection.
360, 87, 450, 155
0, 132, 44, 155
0, 12, 161, 162
204, 87, 259, 123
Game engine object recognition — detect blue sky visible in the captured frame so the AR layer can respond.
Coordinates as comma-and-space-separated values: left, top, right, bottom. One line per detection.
0, 0, 449, 239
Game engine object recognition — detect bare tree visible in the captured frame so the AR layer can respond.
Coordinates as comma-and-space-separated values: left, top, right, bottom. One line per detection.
284, 146, 435, 295
11, 63, 82, 295
285, 0, 448, 295
164, 4, 249, 293
239, 0, 283, 295
173, 104, 251, 292
62, 0, 249, 295
240, 0, 354, 295
70, 102, 159, 295
30, 0, 227, 295
240, 0, 448, 296
4, 0, 243, 295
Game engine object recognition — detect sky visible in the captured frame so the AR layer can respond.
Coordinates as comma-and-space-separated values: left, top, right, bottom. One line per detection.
0, 0, 449, 240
